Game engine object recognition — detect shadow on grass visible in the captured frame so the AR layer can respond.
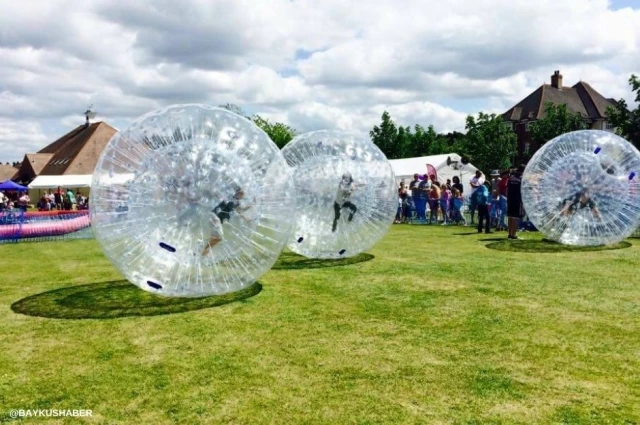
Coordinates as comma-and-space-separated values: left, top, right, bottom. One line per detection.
11, 280, 262, 320
485, 238, 632, 253
453, 232, 480, 236
272, 251, 374, 270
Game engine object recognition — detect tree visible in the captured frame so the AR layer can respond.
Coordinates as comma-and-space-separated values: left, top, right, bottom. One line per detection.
529, 102, 587, 145
438, 131, 466, 154
370, 112, 402, 159
252, 115, 297, 149
457, 112, 517, 174
411, 124, 441, 157
606, 74, 640, 149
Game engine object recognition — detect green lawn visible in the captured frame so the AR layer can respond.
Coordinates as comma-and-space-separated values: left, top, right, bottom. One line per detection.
0, 226, 639, 424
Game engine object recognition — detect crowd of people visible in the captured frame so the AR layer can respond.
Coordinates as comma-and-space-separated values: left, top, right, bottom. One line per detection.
396, 165, 528, 239
0, 186, 89, 213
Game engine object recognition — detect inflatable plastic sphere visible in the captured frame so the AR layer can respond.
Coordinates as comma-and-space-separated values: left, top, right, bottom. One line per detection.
91, 104, 295, 297
281, 130, 397, 258
522, 130, 640, 246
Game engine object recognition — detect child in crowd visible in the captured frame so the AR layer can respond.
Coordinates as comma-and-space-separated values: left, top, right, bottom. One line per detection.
440, 183, 451, 225
489, 190, 503, 231
450, 188, 465, 225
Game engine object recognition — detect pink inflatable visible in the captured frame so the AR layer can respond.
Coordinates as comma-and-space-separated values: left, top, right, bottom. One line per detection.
0, 215, 90, 239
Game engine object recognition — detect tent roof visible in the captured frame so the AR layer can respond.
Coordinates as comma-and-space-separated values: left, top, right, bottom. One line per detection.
0, 179, 28, 191
389, 153, 462, 178
28, 174, 93, 189
389, 153, 482, 197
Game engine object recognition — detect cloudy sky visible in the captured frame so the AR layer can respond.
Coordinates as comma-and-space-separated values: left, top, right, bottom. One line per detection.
1, 0, 639, 162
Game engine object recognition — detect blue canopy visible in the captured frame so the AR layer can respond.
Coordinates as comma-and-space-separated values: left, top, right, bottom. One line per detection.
0, 180, 27, 191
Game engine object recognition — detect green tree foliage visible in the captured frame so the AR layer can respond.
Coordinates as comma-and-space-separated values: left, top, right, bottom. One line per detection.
529, 102, 587, 145
369, 112, 454, 159
412, 124, 444, 156
218, 103, 296, 147
370, 112, 402, 159
457, 112, 517, 174
606, 74, 640, 148
252, 115, 297, 149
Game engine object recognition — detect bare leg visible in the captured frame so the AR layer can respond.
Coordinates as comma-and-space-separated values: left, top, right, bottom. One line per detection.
202, 235, 222, 256
508, 217, 518, 238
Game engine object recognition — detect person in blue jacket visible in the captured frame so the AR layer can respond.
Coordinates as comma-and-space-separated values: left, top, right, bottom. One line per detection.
474, 183, 492, 234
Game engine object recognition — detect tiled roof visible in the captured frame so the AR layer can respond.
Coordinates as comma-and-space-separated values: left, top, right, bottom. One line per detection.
38, 122, 117, 175
503, 80, 616, 122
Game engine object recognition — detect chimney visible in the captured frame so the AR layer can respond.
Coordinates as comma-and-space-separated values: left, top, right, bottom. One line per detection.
551, 70, 563, 89
84, 105, 97, 127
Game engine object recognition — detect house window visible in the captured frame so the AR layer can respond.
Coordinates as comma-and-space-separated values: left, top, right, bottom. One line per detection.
605, 121, 615, 132
524, 121, 532, 132
503, 122, 514, 131
524, 143, 531, 154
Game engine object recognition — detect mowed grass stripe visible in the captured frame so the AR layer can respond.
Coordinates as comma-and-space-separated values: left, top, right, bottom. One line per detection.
0, 225, 638, 424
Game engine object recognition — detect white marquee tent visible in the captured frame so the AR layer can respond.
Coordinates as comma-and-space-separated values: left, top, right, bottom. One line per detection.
28, 174, 93, 189
28, 173, 135, 189
389, 153, 482, 197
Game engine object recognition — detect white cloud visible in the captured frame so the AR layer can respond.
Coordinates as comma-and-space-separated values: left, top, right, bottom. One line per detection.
0, 0, 639, 162
0, 118, 49, 161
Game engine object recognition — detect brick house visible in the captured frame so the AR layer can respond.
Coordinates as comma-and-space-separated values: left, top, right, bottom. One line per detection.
502, 70, 618, 163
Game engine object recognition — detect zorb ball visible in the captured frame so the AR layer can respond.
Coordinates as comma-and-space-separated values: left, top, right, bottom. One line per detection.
90, 104, 295, 297
522, 130, 640, 246
281, 130, 397, 258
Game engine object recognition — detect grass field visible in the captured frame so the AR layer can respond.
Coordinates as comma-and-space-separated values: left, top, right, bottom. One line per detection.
0, 225, 639, 424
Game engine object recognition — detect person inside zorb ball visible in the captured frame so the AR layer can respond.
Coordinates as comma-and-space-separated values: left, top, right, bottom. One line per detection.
522, 130, 640, 246
90, 104, 295, 297
282, 130, 397, 259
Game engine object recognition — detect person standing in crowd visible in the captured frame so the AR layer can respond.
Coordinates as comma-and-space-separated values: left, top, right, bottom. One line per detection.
0, 190, 6, 211
416, 175, 430, 222
507, 165, 525, 240
445, 179, 452, 191
46, 190, 55, 210
440, 183, 451, 225
410, 175, 424, 222
54, 186, 63, 210
17, 192, 30, 212
498, 170, 509, 230
468, 170, 485, 225
474, 183, 491, 233
451, 176, 463, 195
398, 181, 409, 223
409, 174, 422, 222
490, 170, 501, 192
409, 174, 420, 195
66, 188, 76, 210
428, 182, 441, 224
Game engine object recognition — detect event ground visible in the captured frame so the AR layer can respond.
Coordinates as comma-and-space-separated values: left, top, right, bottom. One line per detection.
1, 226, 638, 424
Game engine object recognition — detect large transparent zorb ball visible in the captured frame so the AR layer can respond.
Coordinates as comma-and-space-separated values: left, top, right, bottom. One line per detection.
91, 104, 295, 297
282, 130, 397, 258
522, 130, 640, 246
